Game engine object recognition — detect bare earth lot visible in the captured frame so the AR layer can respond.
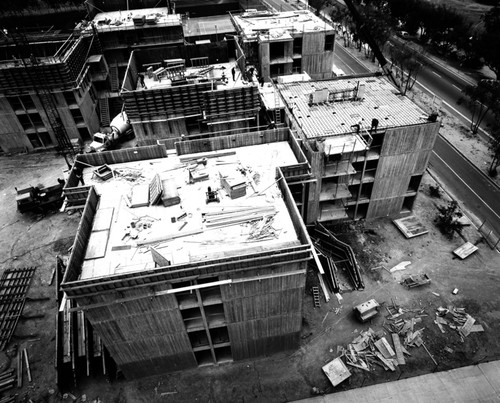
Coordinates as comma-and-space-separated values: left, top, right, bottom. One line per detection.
0, 141, 499, 403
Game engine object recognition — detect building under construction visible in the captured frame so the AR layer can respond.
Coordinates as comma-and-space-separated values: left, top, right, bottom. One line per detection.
0, 29, 100, 153
231, 10, 336, 79
60, 128, 313, 378
273, 75, 440, 222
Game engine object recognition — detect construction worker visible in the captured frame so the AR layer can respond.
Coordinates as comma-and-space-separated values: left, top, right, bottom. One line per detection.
138, 73, 146, 89
231, 66, 236, 81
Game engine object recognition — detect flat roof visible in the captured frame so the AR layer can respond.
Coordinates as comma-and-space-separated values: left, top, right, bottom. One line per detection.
183, 15, 236, 37
233, 10, 335, 42
136, 61, 256, 91
79, 142, 300, 280
88, 8, 181, 33
278, 76, 429, 139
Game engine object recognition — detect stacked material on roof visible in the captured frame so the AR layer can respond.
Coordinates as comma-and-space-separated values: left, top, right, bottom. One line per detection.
202, 205, 276, 229
161, 177, 181, 207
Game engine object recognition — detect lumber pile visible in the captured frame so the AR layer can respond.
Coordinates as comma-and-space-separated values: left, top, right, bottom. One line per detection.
0, 369, 16, 394
202, 205, 276, 229
434, 306, 484, 339
246, 216, 280, 242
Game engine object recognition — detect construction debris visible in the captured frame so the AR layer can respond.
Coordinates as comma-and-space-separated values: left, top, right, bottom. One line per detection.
322, 357, 351, 387
434, 306, 484, 340
390, 261, 411, 273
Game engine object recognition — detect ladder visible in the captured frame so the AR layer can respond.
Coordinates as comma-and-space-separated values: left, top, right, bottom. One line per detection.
273, 81, 281, 124
110, 64, 120, 92
312, 286, 321, 308
99, 98, 110, 126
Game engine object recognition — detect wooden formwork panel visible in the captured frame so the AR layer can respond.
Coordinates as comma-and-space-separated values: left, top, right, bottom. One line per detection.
221, 265, 306, 300
89, 308, 186, 343
231, 332, 300, 361
414, 149, 433, 174
223, 288, 303, 323
119, 351, 196, 378
381, 123, 439, 156
175, 128, 288, 155
370, 176, 411, 199
302, 32, 325, 55
366, 196, 404, 219
375, 154, 418, 179
78, 145, 167, 167
62, 187, 98, 284
228, 318, 301, 360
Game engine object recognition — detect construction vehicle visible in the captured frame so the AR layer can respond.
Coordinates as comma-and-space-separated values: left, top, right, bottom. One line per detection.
16, 180, 65, 214
89, 111, 134, 153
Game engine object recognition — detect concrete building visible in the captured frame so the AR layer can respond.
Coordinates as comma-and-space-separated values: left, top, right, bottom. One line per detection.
0, 30, 100, 153
231, 10, 336, 79
275, 75, 440, 222
60, 128, 313, 377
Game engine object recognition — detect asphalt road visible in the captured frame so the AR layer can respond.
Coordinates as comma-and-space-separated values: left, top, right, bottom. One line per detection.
430, 137, 500, 236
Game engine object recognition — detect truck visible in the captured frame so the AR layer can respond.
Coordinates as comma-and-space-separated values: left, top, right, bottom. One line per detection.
89, 111, 134, 153
16, 180, 65, 214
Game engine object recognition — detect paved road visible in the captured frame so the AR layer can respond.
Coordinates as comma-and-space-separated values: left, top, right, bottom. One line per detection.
430, 137, 500, 234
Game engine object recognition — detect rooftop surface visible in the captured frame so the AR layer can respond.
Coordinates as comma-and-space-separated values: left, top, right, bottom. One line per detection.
79, 142, 299, 280
232, 10, 335, 41
88, 8, 181, 33
278, 76, 428, 139
135, 61, 257, 91
183, 15, 236, 37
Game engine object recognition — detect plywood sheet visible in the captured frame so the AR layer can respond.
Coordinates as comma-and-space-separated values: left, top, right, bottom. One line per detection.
85, 230, 110, 260
130, 184, 150, 208
393, 216, 428, 238
453, 241, 478, 259
322, 357, 351, 387
92, 207, 114, 232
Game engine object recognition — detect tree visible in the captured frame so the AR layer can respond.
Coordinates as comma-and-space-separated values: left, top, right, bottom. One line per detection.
478, 4, 500, 79
461, 79, 500, 134
351, 0, 393, 63
435, 200, 464, 239
308, 0, 330, 15
387, 42, 423, 95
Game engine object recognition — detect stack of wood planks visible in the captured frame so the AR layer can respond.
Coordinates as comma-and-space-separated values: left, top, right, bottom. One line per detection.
0, 267, 37, 350
0, 369, 16, 395
203, 205, 276, 229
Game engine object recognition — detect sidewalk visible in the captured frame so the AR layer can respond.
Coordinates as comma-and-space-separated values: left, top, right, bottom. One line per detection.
294, 360, 500, 402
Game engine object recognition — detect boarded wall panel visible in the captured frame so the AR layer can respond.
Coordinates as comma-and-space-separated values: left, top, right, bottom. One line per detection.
371, 176, 410, 199
376, 154, 418, 178
224, 288, 303, 322
366, 196, 404, 219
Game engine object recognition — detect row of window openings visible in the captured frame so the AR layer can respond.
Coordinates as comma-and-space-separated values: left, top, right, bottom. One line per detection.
7, 91, 80, 113
16, 109, 84, 130
270, 35, 334, 60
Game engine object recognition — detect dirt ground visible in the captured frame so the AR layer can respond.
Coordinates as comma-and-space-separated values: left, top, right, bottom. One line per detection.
1, 140, 500, 403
